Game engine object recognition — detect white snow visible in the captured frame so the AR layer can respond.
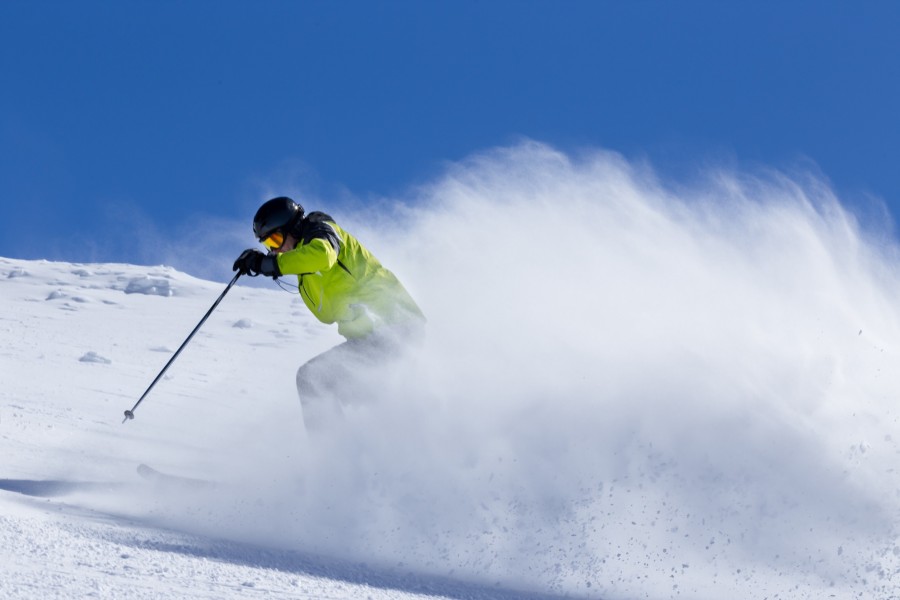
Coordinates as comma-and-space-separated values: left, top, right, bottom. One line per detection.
0, 257, 492, 600
4, 254, 574, 600
4, 143, 900, 599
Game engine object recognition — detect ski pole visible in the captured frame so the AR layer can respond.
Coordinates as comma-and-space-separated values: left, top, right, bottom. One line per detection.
123, 271, 241, 423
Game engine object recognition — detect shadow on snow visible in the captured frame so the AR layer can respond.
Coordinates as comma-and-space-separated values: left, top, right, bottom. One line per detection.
0, 478, 135, 498
109, 523, 592, 600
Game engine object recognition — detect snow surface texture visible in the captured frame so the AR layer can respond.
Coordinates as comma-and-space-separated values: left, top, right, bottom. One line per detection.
3, 142, 900, 599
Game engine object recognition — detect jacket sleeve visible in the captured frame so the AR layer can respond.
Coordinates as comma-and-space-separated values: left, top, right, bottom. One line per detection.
275, 238, 338, 275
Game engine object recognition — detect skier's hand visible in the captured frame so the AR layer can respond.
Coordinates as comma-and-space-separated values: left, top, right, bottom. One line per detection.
232, 249, 280, 278
233, 249, 263, 276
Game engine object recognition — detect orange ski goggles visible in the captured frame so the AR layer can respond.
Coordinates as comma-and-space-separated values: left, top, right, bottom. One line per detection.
260, 231, 285, 251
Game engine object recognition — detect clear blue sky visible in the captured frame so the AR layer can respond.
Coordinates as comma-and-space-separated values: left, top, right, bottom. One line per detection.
3, 1, 900, 266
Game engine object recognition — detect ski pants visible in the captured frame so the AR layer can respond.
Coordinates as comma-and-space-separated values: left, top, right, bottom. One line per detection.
295, 324, 422, 432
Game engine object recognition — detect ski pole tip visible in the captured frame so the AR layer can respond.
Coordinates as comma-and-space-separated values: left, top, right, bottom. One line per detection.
123, 410, 135, 424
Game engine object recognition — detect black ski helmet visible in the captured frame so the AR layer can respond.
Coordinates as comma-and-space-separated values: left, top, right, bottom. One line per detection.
252, 196, 304, 241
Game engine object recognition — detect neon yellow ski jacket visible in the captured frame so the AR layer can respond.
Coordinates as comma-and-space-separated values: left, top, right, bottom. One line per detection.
275, 216, 425, 339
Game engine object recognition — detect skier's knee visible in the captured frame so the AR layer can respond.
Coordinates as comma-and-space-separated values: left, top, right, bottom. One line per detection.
296, 363, 343, 432
296, 364, 316, 405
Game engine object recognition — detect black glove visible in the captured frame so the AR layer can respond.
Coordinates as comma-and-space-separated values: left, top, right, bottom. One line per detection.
232, 249, 281, 278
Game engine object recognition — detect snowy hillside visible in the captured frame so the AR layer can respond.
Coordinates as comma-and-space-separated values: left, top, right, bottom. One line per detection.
0, 257, 552, 599
5, 145, 900, 599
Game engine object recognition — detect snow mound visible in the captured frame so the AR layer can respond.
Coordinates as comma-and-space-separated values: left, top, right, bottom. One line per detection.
79, 351, 111, 364
233, 319, 253, 329
123, 276, 175, 297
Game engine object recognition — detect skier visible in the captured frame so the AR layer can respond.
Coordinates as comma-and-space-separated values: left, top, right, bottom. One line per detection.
233, 196, 425, 431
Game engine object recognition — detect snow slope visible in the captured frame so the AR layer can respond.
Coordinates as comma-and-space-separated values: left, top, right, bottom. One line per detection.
4, 143, 900, 599
0, 257, 555, 599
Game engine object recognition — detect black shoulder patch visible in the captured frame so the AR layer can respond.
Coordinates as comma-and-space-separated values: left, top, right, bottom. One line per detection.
297, 212, 341, 253
305, 211, 335, 223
